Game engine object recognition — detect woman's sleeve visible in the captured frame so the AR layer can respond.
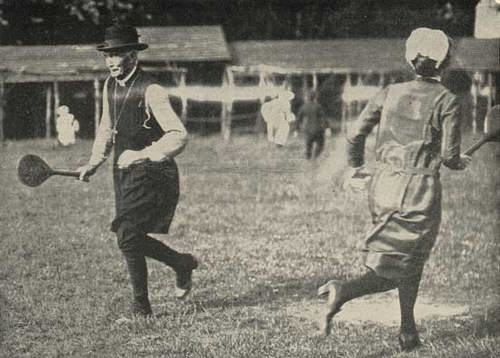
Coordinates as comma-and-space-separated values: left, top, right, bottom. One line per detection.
89, 78, 113, 166
140, 84, 188, 162
346, 87, 388, 168
440, 94, 463, 169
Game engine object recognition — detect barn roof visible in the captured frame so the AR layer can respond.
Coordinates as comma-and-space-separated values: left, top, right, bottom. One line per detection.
0, 44, 106, 82
0, 26, 231, 83
0, 33, 497, 83
138, 26, 231, 63
230, 37, 500, 73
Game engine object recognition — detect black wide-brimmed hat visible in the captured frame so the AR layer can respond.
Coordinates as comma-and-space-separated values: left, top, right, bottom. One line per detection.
96, 25, 148, 52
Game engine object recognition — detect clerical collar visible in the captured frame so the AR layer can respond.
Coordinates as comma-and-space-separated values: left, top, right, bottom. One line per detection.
416, 74, 441, 82
115, 65, 138, 87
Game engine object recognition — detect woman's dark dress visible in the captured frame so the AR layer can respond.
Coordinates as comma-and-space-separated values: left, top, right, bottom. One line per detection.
347, 79, 462, 280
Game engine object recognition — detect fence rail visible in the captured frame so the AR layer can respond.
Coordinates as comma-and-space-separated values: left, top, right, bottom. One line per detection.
186, 111, 259, 123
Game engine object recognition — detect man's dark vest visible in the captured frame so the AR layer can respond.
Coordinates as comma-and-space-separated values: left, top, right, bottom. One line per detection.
106, 69, 164, 162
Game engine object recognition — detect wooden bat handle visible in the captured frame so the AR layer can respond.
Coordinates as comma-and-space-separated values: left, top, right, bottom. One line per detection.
51, 169, 81, 178
463, 136, 488, 156
462, 128, 500, 156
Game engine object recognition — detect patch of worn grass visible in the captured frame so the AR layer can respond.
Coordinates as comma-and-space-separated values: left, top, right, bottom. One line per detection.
1, 133, 498, 357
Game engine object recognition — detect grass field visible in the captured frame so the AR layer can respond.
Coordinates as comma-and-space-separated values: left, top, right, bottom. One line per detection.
1, 133, 499, 357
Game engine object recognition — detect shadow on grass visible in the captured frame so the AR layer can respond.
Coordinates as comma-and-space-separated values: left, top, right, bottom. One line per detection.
422, 302, 500, 349
359, 348, 397, 358
0, 290, 9, 347
465, 303, 500, 338
358, 305, 500, 358
157, 273, 344, 317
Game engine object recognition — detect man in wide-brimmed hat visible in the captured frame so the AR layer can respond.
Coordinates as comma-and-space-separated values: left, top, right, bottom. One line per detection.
77, 24, 198, 317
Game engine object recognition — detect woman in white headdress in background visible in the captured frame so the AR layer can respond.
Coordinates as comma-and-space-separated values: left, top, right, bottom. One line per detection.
261, 90, 295, 146
317, 28, 471, 351
55, 105, 80, 146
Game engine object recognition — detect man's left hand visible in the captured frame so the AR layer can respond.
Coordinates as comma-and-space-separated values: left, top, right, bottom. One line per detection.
117, 150, 147, 169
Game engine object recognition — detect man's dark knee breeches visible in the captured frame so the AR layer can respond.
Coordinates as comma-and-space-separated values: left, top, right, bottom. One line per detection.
116, 220, 145, 254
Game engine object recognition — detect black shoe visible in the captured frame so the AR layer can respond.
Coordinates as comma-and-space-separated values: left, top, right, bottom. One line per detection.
398, 332, 421, 352
132, 297, 152, 317
174, 254, 199, 299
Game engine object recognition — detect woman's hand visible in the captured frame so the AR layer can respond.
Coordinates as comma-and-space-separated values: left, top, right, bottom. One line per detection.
457, 154, 472, 170
77, 164, 98, 182
117, 150, 147, 169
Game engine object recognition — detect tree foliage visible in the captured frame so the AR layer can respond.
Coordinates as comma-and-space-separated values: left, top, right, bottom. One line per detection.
0, 0, 478, 45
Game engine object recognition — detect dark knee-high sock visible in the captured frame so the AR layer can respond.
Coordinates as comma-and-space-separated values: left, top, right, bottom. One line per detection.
339, 270, 397, 305
397, 275, 421, 334
123, 251, 149, 303
117, 223, 150, 310
142, 236, 183, 269
124, 251, 152, 315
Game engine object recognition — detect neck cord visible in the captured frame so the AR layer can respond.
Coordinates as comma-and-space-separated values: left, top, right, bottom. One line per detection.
112, 72, 139, 143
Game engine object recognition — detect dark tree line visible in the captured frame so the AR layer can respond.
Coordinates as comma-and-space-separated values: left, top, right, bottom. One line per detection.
0, 0, 479, 45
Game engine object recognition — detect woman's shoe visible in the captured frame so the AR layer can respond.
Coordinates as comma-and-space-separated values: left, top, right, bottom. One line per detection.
132, 297, 152, 317
398, 332, 421, 352
317, 280, 343, 336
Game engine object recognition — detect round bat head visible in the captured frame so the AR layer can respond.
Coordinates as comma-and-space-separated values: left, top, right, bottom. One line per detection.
484, 105, 500, 142
17, 154, 52, 187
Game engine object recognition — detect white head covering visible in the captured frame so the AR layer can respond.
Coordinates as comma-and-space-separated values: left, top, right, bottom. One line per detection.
277, 90, 295, 101
405, 27, 450, 69
56, 105, 70, 115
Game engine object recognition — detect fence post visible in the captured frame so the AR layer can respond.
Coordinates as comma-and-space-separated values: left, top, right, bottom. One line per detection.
341, 72, 352, 134
179, 72, 188, 123
49, 81, 60, 139
487, 72, 493, 111
0, 80, 4, 141
471, 72, 479, 134
302, 74, 308, 101
46, 83, 53, 139
312, 72, 318, 92
221, 100, 232, 141
94, 78, 101, 137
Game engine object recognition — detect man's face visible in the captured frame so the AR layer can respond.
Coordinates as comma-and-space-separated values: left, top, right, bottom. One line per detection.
104, 50, 137, 78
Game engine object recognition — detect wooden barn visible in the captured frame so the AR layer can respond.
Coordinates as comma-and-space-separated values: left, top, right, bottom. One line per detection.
0, 25, 231, 141
0, 28, 498, 141
230, 37, 499, 132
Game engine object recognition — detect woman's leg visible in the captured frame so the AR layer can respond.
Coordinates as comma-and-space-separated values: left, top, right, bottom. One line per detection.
397, 273, 422, 351
266, 121, 274, 142
313, 133, 325, 158
318, 270, 397, 335
305, 134, 314, 159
